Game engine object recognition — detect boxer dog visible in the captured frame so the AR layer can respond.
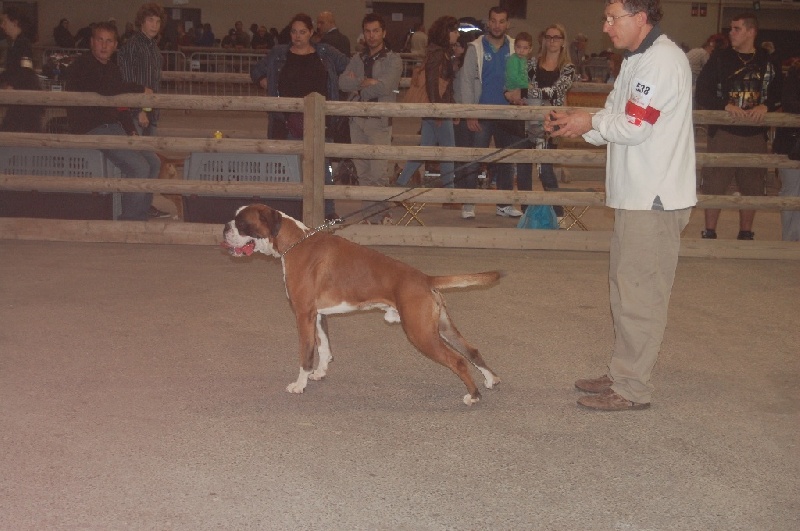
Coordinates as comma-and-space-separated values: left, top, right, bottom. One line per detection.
221, 204, 502, 405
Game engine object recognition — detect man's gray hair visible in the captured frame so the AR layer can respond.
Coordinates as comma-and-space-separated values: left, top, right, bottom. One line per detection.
606, 0, 663, 25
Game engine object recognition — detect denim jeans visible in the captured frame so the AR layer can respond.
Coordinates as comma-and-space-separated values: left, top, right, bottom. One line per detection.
453, 119, 474, 190
89, 123, 160, 221
467, 119, 518, 207
396, 118, 455, 188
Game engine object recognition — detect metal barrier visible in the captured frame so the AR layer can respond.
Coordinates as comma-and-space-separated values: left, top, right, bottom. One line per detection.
184, 52, 265, 96
159, 51, 188, 94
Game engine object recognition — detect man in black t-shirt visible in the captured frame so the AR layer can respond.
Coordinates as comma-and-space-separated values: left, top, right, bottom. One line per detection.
695, 12, 781, 240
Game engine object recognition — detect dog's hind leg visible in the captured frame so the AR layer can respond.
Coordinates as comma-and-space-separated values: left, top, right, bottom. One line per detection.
286, 311, 317, 394
400, 295, 483, 405
310, 314, 332, 381
438, 307, 501, 390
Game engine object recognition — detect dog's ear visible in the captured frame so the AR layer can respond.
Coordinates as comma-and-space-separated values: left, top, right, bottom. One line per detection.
259, 206, 282, 239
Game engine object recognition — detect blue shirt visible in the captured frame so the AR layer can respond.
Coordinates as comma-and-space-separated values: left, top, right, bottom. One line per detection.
479, 38, 510, 105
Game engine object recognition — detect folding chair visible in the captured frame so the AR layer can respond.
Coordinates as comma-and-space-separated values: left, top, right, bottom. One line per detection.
395, 200, 426, 226
557, 187, 595, 230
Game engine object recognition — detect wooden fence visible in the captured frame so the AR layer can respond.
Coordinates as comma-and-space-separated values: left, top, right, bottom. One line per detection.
0, 89, 799, 259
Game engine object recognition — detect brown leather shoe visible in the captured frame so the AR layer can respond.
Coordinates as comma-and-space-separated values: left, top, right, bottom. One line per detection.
577, 388, 651, 411
574, 375, 613, 393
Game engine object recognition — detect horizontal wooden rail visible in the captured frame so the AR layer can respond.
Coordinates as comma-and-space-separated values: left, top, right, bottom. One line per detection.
2, 175, 799, 211
2, 91, 800, 127
1, 218, 797, 260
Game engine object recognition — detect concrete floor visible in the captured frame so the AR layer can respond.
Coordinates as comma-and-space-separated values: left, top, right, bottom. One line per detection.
1, 239, 797, 530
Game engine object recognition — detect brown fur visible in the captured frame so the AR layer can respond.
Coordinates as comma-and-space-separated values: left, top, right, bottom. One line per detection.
224, 204, 503, 404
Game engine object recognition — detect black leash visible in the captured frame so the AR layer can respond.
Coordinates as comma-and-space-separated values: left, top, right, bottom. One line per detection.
329, 134, 534, 228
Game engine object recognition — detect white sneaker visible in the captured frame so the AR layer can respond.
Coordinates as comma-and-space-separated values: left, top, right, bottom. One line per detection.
461, 204, 475, 219
496, 206, 523, 218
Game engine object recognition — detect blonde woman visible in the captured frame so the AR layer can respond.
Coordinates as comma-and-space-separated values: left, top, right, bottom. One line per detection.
506, 23, 576, 214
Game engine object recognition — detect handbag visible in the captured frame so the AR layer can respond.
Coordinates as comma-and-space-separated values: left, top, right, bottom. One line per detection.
402, 65, 448, 104
516, 205, 558, 230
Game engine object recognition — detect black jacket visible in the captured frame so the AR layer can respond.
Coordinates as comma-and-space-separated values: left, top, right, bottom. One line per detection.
65, 53, 143, 134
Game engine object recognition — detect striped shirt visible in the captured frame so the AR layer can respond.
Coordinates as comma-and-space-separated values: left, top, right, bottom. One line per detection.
117, 30, 161, 121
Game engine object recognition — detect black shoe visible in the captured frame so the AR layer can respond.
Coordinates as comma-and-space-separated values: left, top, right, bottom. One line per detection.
737, 230, 754, 240
701, 229, 717, 239
148, 206, 171, 219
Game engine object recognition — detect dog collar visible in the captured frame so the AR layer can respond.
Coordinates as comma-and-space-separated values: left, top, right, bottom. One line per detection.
280, 218, 343, 257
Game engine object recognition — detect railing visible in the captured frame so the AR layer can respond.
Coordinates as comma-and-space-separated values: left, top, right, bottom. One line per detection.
0, 89, 798, 259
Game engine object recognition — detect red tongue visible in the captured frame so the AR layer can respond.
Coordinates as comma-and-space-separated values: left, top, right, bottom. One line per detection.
220, 240, 256, 256
240, 241, 256, 256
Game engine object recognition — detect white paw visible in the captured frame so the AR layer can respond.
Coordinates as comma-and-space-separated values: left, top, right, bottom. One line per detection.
479, 368, 500, 389
463, 394, 480, 406
286, 382, 306, 394
309, 370, 326, 381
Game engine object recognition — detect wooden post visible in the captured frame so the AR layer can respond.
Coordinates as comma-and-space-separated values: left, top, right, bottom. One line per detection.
302, 93, 326, 227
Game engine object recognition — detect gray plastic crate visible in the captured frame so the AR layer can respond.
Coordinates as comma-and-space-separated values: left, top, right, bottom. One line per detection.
183, 152, 300, 183
181, 153, 302, 223
0, 147, 121, 219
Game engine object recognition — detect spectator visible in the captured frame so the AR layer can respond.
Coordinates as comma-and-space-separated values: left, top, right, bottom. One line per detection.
251, 25, 273, 50
0, 67, 43, 132
316, 11, 351, 56
395, 16, 460, 189
232, 20, 250, 48
220, 28, 237, 48
339, 13, 403, 223
196, 23, 215, 47
250, 13, 350, 219
505, 23, 577, 219
53, 18, 75, 48
685, 35, 717, 89
569, 33, 590, 81
74, 25, 93, 48
177, 23, 194, 47
409, 23, 428, 57
505, 31, 533, 94
456, 6, 520, 219
774, 59, 800, 241
1, 7, 33, 72
118, 2, 164, 140
547, 0, 697, 410
696, 12, 782, 240
65, 21, 161, 221
451, 31, 480, 194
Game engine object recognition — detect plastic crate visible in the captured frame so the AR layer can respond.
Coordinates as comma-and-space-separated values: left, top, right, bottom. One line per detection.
0, 147, 121, 220
181, 153, 302, 223
183, 152, 301, 183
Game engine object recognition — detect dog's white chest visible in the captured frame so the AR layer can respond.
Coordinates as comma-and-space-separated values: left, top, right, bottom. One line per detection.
319, 302, 400, 323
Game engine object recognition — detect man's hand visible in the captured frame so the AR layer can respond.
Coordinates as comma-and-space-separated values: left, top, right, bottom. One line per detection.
724, 103, 749, 119
746, 104, 768, 123
545, 110, 593, 138
467, 118, 481, 132
138, 110, 149, 128
360, 78, 378, 89
258, 77, 268, 90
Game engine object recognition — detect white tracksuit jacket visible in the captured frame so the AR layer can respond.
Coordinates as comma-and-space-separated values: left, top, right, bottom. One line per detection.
583, 31, 697, 211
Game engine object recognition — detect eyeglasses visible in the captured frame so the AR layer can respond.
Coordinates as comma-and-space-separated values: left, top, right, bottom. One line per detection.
543, 35, 564, 41
602, 13, 636, 26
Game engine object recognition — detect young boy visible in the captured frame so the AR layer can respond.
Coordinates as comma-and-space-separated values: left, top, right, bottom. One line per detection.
505, 31, 533, 97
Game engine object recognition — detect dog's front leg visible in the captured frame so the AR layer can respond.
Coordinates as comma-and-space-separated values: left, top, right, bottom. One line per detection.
286, 312, 317, 394
310, 314, 332, 381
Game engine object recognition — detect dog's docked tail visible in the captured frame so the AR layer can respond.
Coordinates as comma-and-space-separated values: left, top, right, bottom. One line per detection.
431, 271, 504, 290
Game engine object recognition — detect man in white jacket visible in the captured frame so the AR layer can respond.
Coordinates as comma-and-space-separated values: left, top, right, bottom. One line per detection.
546, 0, 696, 410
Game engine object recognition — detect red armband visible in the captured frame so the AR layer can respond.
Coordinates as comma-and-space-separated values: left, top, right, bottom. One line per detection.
625, 100, 661, 126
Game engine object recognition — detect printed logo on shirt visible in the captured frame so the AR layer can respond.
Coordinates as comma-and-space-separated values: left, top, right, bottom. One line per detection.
484, 52, 493, 62
626, 78, 660, 126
